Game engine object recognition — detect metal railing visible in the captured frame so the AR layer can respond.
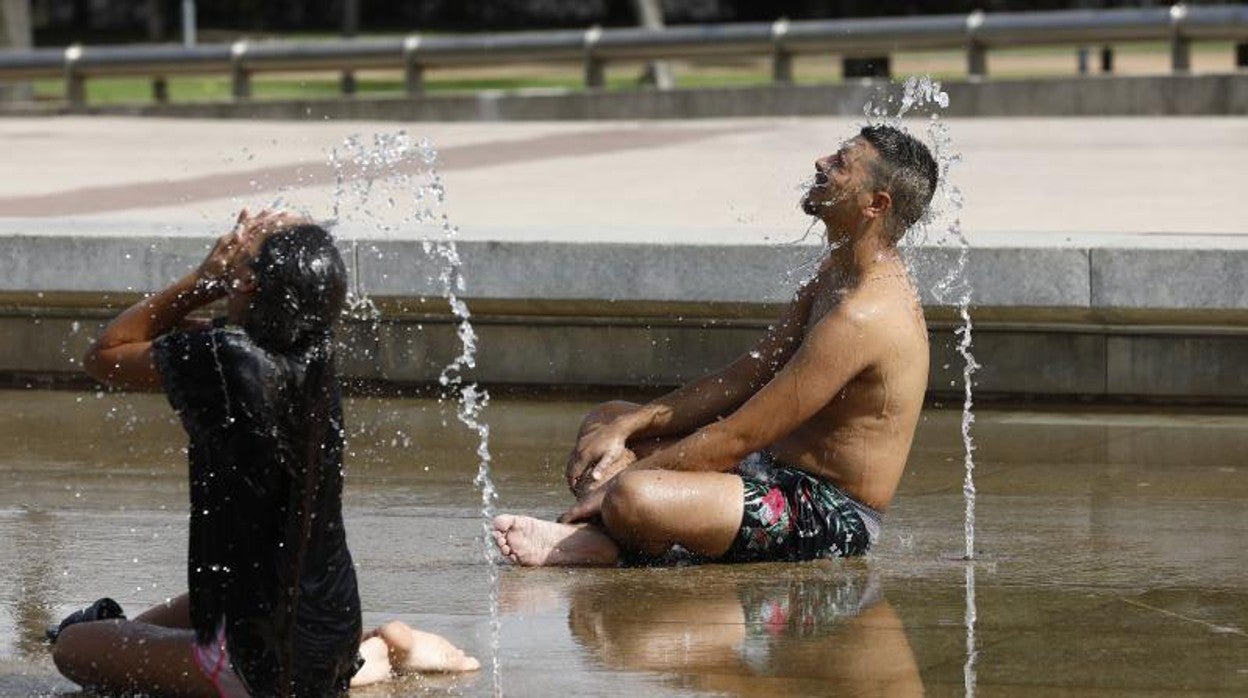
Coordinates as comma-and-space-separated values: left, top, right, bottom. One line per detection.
2, 4, 1248, 108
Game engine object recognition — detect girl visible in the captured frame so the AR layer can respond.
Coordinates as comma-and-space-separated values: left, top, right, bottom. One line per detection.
51, 211, 477, 697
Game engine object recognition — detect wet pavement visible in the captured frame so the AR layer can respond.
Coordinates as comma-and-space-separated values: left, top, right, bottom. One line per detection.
0, 390, 1244, 696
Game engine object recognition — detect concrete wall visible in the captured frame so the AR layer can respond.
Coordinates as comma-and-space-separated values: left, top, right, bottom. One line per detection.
1, 233, 1245, 403
79, 74, 1248, 121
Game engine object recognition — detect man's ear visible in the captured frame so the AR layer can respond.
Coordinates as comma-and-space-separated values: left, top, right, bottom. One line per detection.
866, 190, 892, 220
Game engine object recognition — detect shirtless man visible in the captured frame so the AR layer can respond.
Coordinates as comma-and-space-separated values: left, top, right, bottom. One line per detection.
493, 124, 938, 566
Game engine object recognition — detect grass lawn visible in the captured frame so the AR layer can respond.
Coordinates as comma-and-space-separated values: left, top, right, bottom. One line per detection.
23, 39, 1240, 106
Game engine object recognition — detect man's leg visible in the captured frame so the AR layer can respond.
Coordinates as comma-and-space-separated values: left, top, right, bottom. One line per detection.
600, 470, 744, 557
494, 470, 744, 566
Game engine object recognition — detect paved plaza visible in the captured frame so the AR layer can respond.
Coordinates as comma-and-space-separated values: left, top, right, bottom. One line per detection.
0, 115, 1245, 241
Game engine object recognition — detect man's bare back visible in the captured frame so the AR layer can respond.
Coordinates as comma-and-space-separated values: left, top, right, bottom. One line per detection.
768, 254, 928, 511
493, 125, 940, 566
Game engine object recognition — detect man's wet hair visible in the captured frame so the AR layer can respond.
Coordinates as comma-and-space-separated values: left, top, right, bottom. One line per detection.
245, 224, 347, 356
858, 125, 939, 243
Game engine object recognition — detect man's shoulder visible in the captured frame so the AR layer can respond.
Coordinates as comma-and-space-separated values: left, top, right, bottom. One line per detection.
804, 287, 923, 353
809, 291, 882, 330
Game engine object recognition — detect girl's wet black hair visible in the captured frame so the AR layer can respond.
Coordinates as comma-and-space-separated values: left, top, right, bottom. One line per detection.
245, 224, 348, 695
244, 224, 347, 358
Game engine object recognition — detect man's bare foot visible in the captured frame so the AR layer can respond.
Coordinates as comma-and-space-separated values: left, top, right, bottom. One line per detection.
492, 514, 620, 567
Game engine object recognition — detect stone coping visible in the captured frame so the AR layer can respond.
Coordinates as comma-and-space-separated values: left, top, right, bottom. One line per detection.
0, 225, 1244, 322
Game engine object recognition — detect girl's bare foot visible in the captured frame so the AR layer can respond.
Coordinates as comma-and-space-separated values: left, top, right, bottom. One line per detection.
372, 621, 480, 674
492, 514, 620, 567
400, 629, 481, 673
349, 636, 393, 687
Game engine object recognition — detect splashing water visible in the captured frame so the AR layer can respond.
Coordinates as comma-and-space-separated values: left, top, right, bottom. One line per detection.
865, 76, 979, 560
865, 75, 979, 697
328, 132, 502, 696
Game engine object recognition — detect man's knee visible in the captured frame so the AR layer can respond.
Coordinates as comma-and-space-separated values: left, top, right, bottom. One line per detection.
601, 471, 660, 533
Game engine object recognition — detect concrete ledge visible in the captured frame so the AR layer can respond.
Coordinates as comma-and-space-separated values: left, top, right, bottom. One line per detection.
62, 74, 1248, 121
1092, 248, 1248, 310
1, 232, 1245, 402
1, 233, 1244, 318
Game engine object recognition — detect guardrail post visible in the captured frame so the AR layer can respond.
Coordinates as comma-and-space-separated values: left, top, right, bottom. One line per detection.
966, 10, 987, 78
1078, 46, 1113, 76
152, 77, 169, 103
583, 26, 605, 89
1169, 4, 1191, 73
63, 44, 85, 110
843, 56, 890, 80
771, 19, 792, 84
230, 40, 251, 99
403, 35, 424, 97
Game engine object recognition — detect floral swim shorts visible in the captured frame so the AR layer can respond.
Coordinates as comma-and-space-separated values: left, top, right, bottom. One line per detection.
723, 451, 882, 562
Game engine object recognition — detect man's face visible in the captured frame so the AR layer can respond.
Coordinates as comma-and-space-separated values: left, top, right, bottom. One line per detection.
801, 137, 877, 224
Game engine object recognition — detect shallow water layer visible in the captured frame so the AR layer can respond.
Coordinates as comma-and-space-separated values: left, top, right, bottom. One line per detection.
0, 390, 1244, 696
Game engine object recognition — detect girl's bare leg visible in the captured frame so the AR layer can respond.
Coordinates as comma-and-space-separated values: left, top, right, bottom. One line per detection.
133, 592, 193, 628
52, 618, 214, 697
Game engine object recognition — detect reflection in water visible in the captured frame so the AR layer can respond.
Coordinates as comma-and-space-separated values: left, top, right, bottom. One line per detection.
13, 509, 60, 660
562, 566, 923, 696
964, 563, 978, 698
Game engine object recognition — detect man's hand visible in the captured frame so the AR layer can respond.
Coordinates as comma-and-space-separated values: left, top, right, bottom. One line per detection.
565, 421, 633, 493
572, 446, 636, 498
558, 487, 606, 525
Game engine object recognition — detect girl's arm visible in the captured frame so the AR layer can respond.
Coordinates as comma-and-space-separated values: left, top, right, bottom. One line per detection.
83, 215, 255, 391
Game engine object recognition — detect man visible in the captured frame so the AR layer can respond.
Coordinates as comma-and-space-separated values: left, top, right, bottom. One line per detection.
493, 124, 938, 566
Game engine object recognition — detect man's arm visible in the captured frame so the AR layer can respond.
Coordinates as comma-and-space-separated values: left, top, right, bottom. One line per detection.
565, 280, 818, 490
645, 300, 880, 470
563, 299, 882, 522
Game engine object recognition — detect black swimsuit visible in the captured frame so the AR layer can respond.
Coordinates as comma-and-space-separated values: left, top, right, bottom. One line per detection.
154, 324, 361, 696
